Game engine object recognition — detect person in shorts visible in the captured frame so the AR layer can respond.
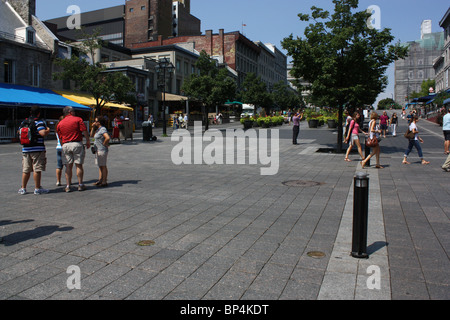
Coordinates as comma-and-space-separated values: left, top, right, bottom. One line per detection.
90, 117, 111, 187
18, 106, 50, 195
56, 106, 91, 192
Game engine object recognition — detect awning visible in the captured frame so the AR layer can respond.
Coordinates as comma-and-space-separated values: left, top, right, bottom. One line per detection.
55, 90, 133, 111
0, 83, 91, 111
225, 100, 243, 105
443, 98, 450, 105
412, 94, 436, 103
157, 92, 188, 101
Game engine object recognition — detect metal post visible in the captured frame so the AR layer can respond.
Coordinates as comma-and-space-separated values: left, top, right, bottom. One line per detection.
351, 172, 369, 259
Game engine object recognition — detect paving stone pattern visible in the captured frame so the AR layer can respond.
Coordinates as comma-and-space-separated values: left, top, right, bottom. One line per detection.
0, 114, 448, 300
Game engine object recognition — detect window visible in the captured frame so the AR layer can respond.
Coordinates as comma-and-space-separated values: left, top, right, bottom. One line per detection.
141, 6, 146, 10
129, 8, 134, 12
418, 70, 424, 79
4, 59, 15, 83
30, 64, 40, 87
27, 30, 35, 44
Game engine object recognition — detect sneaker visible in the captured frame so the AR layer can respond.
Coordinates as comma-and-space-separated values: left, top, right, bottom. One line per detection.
65, 186, 71, 193
18, 188, 27, 195
443, 168, 450, 172
78, 184, 87, 191
56, 182, 62, 186
34, 188, 49, 195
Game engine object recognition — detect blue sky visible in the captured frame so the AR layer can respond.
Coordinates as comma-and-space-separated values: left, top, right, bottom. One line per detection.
36, 0, 450, 105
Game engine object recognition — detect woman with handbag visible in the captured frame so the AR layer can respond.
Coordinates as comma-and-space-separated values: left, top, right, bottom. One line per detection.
402, 115, 430, 165
361, 112, 383, 169
344, 112, 367, 162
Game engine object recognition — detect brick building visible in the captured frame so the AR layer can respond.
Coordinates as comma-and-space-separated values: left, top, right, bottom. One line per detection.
129, 29, 287, 90
45, 0, 201, 48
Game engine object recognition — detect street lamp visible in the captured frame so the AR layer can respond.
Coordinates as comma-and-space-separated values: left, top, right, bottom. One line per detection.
156, 57, 175, 136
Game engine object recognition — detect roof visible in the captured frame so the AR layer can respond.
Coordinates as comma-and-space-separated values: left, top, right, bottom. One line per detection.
0, 83, 91, 111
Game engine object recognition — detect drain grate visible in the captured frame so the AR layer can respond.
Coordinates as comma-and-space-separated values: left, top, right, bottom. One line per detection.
137, 240, 155, 246
282, 180, 325, 187
307, 251, 326, 259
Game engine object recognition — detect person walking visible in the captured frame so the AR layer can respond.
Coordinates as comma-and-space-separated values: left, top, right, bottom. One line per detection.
379, 110, 390, 138
402, 115, 430, 165
361, 112, 383, 169
90, 117, 110, 187
344, 112, 367, 162
391, 113, 398, 137
442, 108, 450, 155
292, 111, 303, 145
17, 106, 50, 195
56, 106, 91, 192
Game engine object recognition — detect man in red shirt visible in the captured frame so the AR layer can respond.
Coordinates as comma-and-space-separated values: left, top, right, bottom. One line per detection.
56, 106, 91, 192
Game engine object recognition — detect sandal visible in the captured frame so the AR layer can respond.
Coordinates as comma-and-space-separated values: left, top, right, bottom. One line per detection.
344, 158, 351, 162
375, 165, 384, 169
422, 161, 430, 165
93, 180, 102, 186
402, 161, 410, 165
361, 161, 366, 169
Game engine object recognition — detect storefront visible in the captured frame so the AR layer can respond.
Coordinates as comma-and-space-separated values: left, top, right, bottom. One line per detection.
0, 83, 91, 141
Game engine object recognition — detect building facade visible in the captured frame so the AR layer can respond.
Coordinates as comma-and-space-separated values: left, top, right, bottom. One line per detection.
45, 1, 201, 48
130, 29, 287, 92
395, 21, 444, 103
434, 8, 450, 93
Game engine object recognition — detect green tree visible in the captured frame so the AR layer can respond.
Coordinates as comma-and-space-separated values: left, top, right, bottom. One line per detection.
377, 98, 402, 110
181, 51, 236, 130
239, 73, 273, 110
410, 79, 436, 99
282, 0, 409, 151
271, 81, 303, 110
53, 33, 135, 117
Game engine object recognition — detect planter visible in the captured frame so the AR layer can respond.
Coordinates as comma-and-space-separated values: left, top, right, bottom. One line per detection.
243, 120, 253, 130
308, 119, 319, 128
327, 119, 337, 128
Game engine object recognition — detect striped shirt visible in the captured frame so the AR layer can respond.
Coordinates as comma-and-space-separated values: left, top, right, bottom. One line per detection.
21, 118, 46, 153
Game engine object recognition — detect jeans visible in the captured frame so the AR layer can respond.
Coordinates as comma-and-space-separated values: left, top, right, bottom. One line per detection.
293, 125, 299, 144
404, 139, 423, 158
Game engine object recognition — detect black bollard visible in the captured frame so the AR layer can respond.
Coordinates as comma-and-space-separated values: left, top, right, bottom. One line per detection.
351, 172, 369, 259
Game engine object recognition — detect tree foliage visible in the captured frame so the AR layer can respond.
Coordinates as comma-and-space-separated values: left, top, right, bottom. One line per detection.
282, 0, 409, 150
238, 73, 272, 108
53, 31, 135, 117
181, 51, 236, 127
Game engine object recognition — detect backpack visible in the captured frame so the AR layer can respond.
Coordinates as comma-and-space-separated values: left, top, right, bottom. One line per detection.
19, 118, 38, 146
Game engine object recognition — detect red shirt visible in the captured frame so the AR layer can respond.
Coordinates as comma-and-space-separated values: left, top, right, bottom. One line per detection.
57, 114, 87, 144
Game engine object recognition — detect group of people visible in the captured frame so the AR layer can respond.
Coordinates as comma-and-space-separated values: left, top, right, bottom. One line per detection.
173, 114, 189, 129
343, 108, 450, 170
18, 106, 110, 195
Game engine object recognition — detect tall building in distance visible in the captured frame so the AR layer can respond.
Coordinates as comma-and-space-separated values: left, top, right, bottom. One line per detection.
434, 8, 450, 93
45, 0, 201, 48
395, 21, 444, 103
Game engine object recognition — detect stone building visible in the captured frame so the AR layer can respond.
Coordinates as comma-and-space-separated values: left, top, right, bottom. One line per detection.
434, 7, 450, 93
395, 21, 444, 103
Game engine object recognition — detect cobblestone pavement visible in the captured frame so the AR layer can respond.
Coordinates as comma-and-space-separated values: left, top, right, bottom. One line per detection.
0, 115, 448, 301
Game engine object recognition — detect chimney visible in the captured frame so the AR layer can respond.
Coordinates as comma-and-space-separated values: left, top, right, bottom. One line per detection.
8, 0, 36, 25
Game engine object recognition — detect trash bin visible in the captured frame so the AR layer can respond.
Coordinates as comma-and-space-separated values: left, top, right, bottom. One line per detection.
142, 121, 152, 141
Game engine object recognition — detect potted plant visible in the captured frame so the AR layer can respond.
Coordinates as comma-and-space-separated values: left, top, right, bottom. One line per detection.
240, 116, 253, 129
